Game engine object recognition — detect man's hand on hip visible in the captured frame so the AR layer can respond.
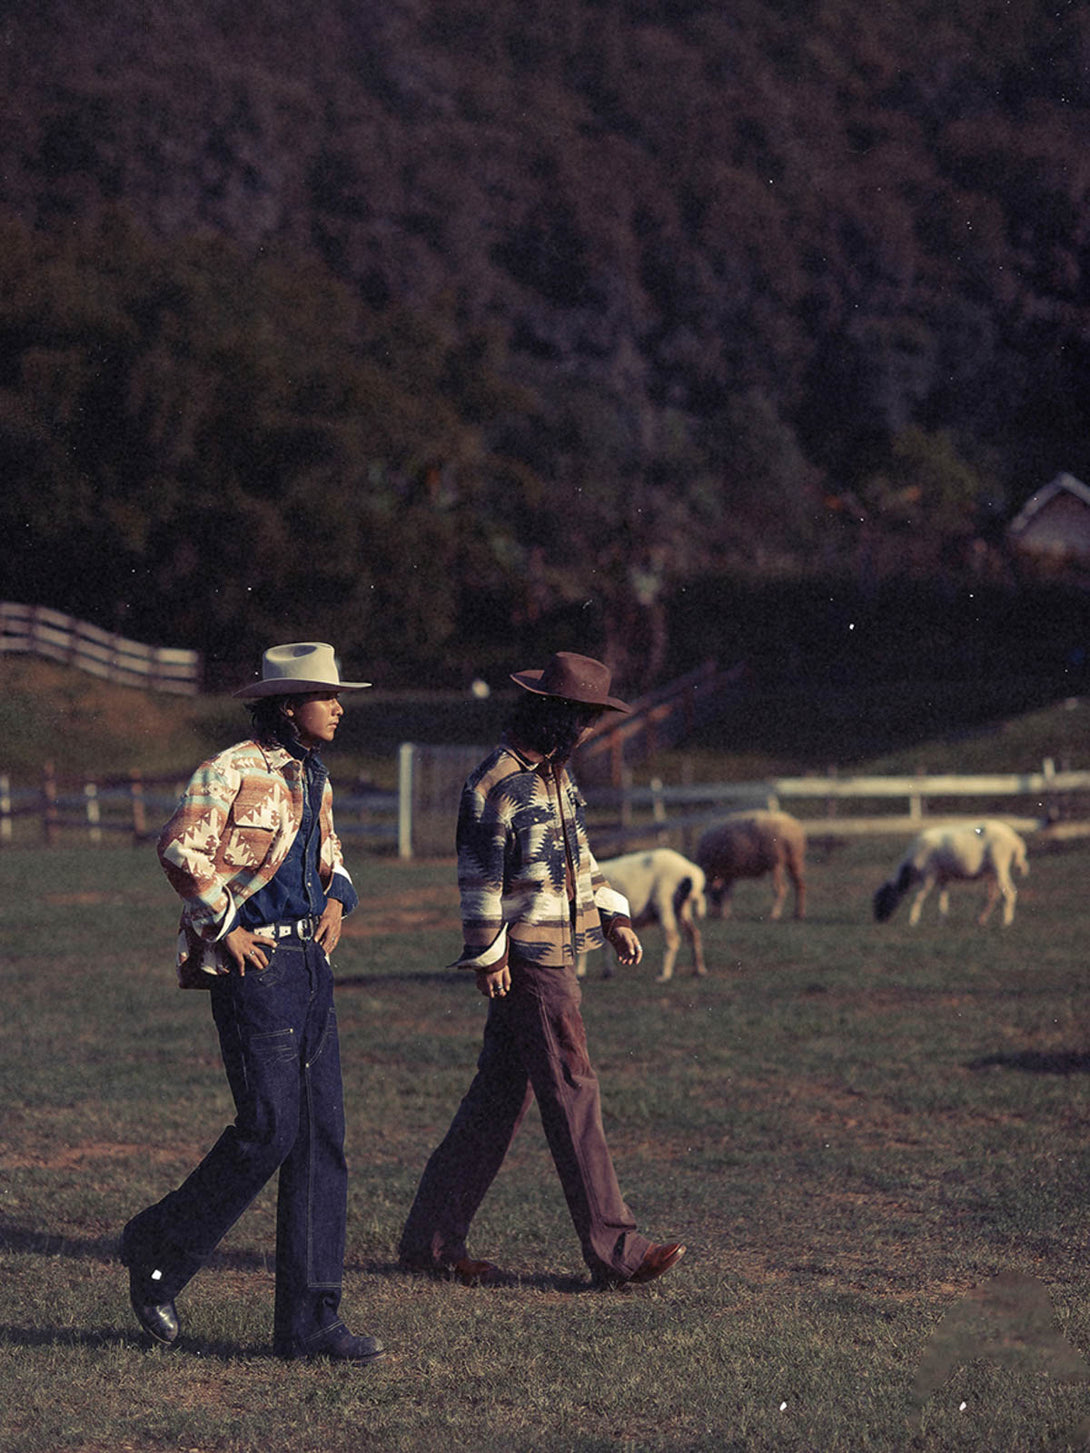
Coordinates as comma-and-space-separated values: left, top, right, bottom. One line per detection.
314, 898, 344, 955
223, 927, 271, 975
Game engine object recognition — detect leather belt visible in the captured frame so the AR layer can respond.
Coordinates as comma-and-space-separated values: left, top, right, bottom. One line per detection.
254, 917, 319, 941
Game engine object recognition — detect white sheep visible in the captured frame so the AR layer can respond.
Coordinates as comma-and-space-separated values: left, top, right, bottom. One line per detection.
873, 820, 1029, 927
695, 810, 807, 920
579, 849, 708, 982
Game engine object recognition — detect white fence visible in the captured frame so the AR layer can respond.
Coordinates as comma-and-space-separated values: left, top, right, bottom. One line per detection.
391, 745, 1090, 859
5, 752, 1088, 852
587, 760, 1090, 853
0, 602, 201, 695
0, 766, 398, 847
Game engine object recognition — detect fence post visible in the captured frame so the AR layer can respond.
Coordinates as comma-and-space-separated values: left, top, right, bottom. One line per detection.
42, 760, 58, 845
398, 743, 415, 860
610, 731, 624, 790
910, 765, 925, 822
650, 776, 667, 843
129, 769, 146, 844
85, 780, 102, 845
680, 756, 694, 857
0, 772, 10, 843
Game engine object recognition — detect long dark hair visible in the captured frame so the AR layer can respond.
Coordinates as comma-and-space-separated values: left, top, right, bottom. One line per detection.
507, 692, 602, 763
248, 695, 301, 748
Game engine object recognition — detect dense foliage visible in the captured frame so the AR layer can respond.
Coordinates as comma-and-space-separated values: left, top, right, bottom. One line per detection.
3, 0, 1089, 685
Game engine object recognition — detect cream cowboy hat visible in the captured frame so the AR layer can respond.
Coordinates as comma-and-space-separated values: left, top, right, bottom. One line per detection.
233, 642, 372, 698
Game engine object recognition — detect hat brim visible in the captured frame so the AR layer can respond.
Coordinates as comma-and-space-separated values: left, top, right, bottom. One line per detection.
233, 678, 372, 699
510, 670, 631, 713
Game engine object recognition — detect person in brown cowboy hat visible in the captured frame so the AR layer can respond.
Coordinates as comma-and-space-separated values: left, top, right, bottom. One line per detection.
399, 651, 686, 1289
120, 643, 387, 1364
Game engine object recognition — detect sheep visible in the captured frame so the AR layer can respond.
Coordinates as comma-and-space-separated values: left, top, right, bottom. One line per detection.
578, 849, 708, 982
695, 810, 807, 920
873, 820, 1029, 927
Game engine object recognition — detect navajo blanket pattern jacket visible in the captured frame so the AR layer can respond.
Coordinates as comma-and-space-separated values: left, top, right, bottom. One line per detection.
451, 740, 630, 972
158, 738, 353, 987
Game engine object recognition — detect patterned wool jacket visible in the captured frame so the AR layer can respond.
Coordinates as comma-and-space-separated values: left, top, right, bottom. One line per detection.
451, 739, 630, 972
158, 738, 354, 987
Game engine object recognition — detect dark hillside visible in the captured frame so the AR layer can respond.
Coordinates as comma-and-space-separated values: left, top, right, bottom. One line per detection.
3, 1, 1090, 687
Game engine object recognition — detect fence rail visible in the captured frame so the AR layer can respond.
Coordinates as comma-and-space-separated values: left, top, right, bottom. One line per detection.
4, 756, 1089, 854
0, 602, 202, 695
0, 766, 397, 847
583, 759, 1090, 854
576, 659, 745, 785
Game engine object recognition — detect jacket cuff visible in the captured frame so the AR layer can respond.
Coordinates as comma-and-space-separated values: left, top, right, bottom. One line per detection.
447, 925, 509, 972
327, 868, 359, 917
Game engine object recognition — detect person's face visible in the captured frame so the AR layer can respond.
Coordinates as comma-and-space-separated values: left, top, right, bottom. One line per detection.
576, 708, 605, 744
286, 692, 344, 748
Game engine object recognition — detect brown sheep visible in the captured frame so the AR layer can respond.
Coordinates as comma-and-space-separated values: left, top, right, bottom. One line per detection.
695, 810, 807, 920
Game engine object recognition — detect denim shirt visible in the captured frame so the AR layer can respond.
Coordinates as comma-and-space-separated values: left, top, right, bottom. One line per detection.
237, 745, 358, 929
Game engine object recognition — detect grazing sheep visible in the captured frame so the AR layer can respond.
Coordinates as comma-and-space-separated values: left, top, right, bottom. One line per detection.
873, 820, 1029, 927
696, 811, 807, 920
577, 849, 708, 982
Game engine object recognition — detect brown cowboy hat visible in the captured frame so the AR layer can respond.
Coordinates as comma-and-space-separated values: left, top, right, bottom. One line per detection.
233, 642, 371, 699
510, 651, 631, 713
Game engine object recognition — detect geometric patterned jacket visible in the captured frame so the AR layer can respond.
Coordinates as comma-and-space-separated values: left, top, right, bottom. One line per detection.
157, 738, 354, 987
449, 737, 630, 973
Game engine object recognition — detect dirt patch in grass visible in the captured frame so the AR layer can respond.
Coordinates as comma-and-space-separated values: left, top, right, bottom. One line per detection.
343, 882, 460, 937
0, 1139, 208, 1171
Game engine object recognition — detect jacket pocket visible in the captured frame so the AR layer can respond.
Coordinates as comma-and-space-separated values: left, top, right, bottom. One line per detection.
222, 823, 275, 869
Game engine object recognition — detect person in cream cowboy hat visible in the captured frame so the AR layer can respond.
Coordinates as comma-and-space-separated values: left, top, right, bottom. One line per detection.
120, 643, 387, 1365
232, 640, 371, 698
399, 651, 686, 1290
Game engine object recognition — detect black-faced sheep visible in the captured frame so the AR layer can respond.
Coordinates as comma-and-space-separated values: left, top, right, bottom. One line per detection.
578, 849, 708, 982
695, 810, 807, 920
873, 820, 1029, 927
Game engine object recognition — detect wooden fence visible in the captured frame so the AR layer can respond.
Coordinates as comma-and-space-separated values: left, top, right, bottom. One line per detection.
0, 602, 202, 695
0, 766, 398, 848
4, 756, 1089, 855
575, 659, 746, 786
395, 750, 1090, 860
585, 760, 1090, 856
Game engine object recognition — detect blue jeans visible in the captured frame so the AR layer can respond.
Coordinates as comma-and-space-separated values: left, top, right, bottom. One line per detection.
126, 939, 348, 1355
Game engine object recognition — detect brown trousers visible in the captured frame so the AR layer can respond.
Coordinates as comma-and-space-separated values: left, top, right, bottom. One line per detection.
398, 957, 651, 1281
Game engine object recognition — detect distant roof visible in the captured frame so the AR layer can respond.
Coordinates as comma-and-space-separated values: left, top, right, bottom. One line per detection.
1009, 472, 1090, 535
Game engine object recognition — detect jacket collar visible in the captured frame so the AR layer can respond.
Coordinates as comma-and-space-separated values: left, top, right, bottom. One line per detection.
501, 734, 569, 779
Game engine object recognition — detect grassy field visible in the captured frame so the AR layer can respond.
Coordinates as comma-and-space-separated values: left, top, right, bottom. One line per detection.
3, 836, 1090, 1451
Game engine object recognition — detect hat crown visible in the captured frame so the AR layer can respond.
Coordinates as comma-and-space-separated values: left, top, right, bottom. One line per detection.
262, 642, 340, 684
538, 652, 613, 701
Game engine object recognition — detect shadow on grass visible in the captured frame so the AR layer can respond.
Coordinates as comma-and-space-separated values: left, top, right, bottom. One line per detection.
0, 1224, 598, 1295
0, 1224, 118, 1261
968, 1050, 1090, 1075
0, 1321, 270, 1360
388, 1259, 595, 1294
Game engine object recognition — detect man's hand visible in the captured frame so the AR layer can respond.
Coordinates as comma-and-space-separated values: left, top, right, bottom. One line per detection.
476, 964, 511, 999
223, 926, 272, 975
314, 898, 344, 955
611, 926, 643, 967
